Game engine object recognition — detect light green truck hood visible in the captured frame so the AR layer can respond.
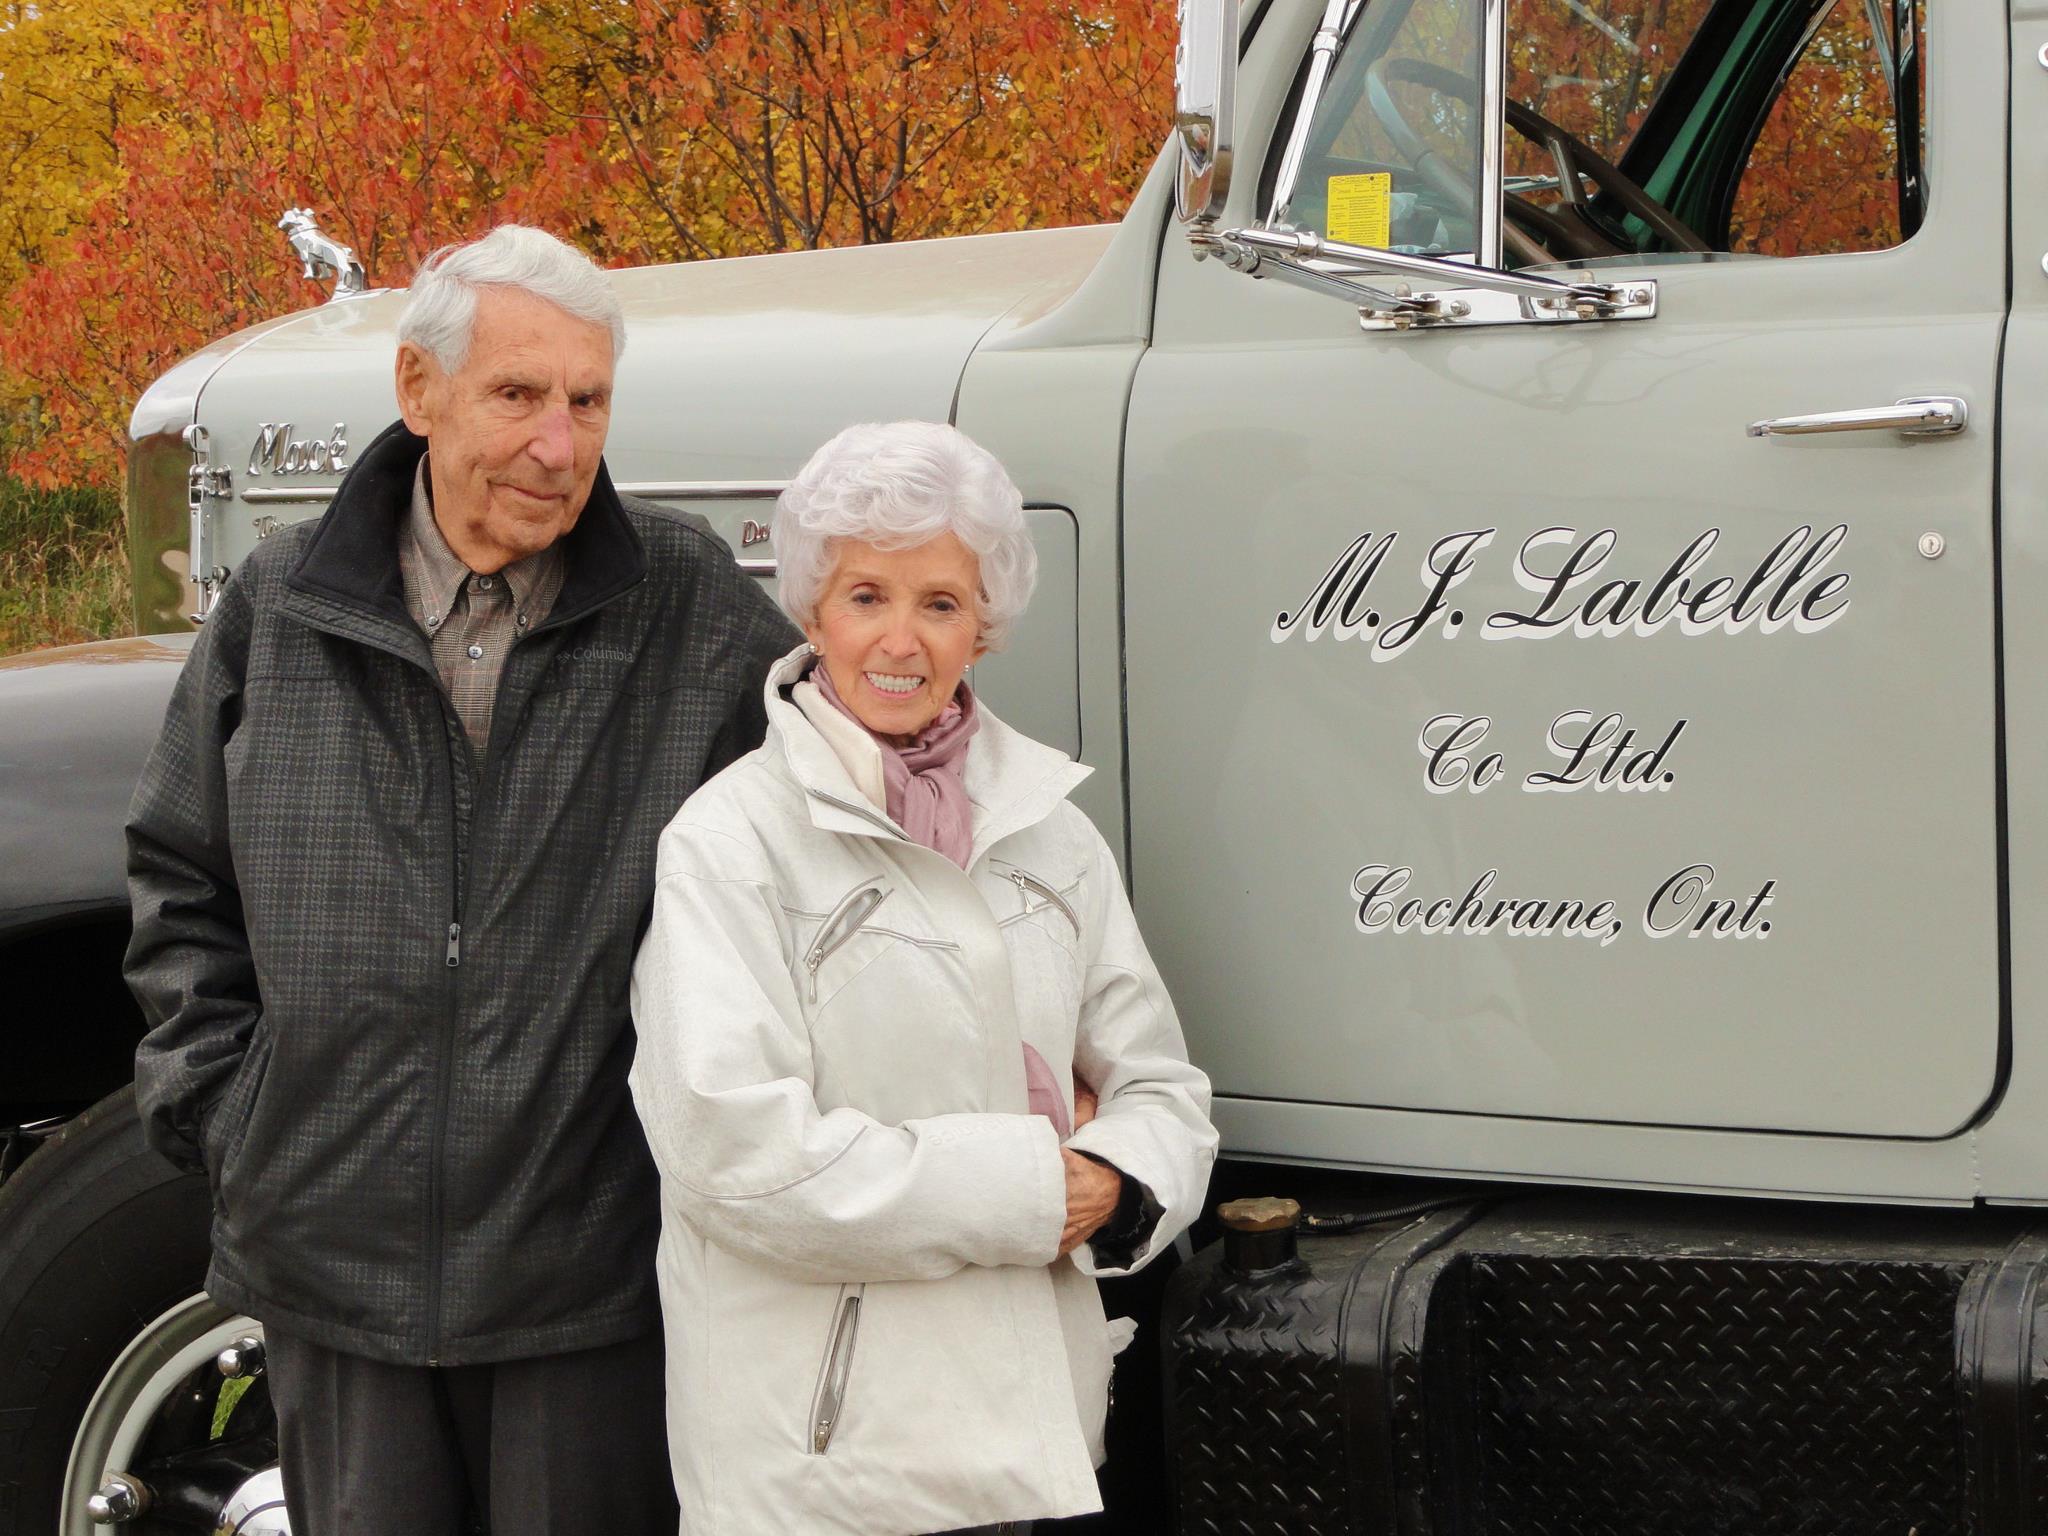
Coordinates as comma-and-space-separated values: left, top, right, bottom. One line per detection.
128, 223, 1120, 632
191, 223, 1117, 490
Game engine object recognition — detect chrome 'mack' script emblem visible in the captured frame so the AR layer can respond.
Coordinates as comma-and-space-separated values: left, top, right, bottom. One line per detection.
249, 422, 348, 476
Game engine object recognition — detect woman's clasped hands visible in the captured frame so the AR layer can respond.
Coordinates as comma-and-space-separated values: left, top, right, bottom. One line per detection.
1058, 1080, 1119, 1257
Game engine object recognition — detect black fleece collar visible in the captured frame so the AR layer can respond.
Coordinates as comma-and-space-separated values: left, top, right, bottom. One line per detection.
285, 419, 647, 632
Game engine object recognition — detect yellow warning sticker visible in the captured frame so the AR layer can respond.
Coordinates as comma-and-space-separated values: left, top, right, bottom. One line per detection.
1327, 172, 1393, 247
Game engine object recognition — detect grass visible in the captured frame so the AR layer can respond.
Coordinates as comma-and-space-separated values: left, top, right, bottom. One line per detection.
0, 476, 131, 656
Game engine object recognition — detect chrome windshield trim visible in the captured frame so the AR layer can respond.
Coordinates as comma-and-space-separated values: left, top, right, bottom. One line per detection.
1478, 0, 1506, 267
1267, 0, 1350, 229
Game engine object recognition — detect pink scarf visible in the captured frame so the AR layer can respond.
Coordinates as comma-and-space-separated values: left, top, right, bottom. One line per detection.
811, 662, 980, 870
811, 660, 1071, 1137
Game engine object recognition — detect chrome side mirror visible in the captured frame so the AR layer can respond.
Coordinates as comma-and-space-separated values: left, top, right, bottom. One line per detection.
1172, 0, 1238, 225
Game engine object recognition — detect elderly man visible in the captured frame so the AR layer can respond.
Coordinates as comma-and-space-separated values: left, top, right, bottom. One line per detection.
125, 226, 797, 1535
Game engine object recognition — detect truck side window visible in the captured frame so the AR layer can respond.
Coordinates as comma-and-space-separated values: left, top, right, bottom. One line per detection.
1499, 0, 1716, 222
1727, 0, 1928, 256
1273, 0, 1929, 265
1275, 0, 1488, 256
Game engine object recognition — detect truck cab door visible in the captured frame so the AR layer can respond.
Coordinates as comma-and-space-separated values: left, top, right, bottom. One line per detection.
1125, 0, 2002, 1152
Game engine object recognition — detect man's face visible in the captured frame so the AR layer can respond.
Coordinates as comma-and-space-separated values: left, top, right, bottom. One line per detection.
394, 286, 614, 573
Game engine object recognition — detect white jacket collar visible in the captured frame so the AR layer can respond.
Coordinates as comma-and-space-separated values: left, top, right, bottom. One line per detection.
762, 643, 1092, 867
791, 679, 889, 810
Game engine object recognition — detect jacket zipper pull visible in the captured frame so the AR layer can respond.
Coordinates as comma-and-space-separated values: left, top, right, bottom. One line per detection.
804, 886, 888, 1003
811, 1292, 862, 1453
1008, 869, 1080, 934
446, 923, 462, 968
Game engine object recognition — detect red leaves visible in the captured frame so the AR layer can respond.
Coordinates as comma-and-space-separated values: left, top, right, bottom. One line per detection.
0, 0, 1171, 490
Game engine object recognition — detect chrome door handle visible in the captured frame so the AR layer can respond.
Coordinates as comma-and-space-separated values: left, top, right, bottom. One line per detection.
1747, 396, 1967, 438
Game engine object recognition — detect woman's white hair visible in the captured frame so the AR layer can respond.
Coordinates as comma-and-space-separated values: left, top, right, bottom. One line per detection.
774, 421, 1038, 651
397, 225, 626, 372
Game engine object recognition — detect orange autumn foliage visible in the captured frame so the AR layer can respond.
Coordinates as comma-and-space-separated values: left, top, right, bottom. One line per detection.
0, 0, 1175, 490
0, 0, 1915, 494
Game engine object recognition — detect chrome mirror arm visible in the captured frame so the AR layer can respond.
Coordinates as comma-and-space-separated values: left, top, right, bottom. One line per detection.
1218, 225, 1650, 313
1196, 230, 1436, 322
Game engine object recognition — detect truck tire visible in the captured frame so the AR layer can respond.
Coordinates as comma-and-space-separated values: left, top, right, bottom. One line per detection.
0, 1087, 219, 1534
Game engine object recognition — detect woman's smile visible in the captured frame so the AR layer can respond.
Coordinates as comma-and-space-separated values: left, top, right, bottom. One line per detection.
863, 671, 925, 695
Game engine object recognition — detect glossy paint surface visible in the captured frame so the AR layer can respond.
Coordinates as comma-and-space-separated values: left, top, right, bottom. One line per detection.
1978, 0, 2048, 1203
172, 226, 1116, 578
0, 635, 192, 926
1123, 0, 2006, 1145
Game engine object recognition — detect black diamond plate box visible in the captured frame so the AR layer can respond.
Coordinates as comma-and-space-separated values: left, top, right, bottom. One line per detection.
1162, 1190, 2048, 1536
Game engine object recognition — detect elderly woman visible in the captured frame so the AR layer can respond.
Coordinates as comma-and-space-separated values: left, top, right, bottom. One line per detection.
629, 420, 1216, 1535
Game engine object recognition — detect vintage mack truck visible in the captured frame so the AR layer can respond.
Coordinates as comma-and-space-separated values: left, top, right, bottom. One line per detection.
3, 0, 2036, 1529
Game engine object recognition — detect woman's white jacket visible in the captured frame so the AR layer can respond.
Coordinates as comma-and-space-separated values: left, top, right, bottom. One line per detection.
629, 646, 1217, 1535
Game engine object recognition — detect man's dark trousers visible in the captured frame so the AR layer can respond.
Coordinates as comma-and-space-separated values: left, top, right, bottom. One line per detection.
264, 1327, 674, 1535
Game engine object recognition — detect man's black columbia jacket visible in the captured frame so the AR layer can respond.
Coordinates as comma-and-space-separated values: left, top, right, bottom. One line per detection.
127, 422, 798, 1365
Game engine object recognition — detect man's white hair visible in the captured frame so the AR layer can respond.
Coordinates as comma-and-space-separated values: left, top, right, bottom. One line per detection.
397, 225, 625, 372
774, 421, 1038, 651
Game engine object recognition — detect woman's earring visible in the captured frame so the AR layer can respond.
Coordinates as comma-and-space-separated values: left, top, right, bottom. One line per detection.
806, 642, 820, 656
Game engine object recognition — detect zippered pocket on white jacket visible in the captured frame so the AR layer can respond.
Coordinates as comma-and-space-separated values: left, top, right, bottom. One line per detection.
804, 883, 891, 1002
807, 1284, 865, 1454
992, 861, 1081, 936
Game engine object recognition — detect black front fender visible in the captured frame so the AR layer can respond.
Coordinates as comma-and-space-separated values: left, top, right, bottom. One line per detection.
0, 635, 191, 934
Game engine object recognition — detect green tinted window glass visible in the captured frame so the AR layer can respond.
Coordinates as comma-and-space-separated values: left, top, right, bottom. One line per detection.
1283, 0, 1486, 255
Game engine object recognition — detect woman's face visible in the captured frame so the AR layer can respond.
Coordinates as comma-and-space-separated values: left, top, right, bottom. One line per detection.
805, 533, 988, 740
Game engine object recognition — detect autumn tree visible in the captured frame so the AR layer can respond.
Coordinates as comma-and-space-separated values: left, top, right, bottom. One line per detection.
0, 0, 155, 456
0, 0, 151, 293
0, 0, 611, 487
1501, 0, 1916, 256
532, 0, 1173, 261
0, 0, 1174, 492
1503, 0, 1720, 168
1726, 0, 1920, 257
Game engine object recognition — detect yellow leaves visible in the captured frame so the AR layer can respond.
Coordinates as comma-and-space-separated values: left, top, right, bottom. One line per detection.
0, 0, 1171, 488
0, 0, 152, 280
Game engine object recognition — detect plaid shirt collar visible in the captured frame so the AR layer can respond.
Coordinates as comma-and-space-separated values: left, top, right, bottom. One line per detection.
287, 422, 649, 640
404, 456, 562, 627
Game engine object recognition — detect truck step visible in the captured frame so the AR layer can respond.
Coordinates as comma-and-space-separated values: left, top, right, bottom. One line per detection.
1163, 1191, 2048, 1535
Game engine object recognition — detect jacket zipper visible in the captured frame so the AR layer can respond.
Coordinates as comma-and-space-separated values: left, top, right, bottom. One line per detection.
283, 578, 613, 1368
804, 884, 891, 1002
996, 863, 1081, 935
424, 699, 477, 1365
808, 1285, 865, 1454
810, 789, 906, 841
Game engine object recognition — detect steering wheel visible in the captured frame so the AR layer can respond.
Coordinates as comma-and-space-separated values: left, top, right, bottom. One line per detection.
1363, 56, 1709, 263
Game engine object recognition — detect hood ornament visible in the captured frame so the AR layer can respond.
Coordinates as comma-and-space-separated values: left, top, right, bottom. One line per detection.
277, 208, 368, 303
